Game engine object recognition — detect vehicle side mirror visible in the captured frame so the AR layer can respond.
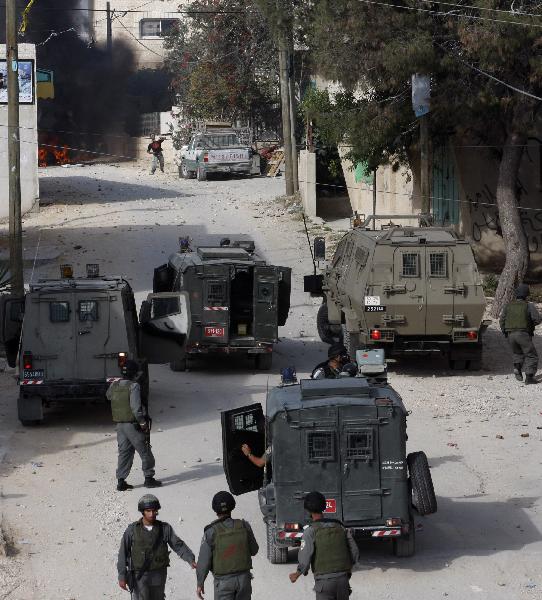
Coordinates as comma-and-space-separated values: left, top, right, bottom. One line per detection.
314, 237, 326, 261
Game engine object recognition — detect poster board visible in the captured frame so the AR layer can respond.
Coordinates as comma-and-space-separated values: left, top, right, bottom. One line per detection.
0, 59, 35, 104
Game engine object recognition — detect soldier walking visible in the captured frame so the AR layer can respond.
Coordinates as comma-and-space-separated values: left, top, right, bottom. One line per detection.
106, 360, 162, 491
196, 491, 259, 600
499, 284, 541, 384
117, 495, 196, 599
289, 491, 359, 600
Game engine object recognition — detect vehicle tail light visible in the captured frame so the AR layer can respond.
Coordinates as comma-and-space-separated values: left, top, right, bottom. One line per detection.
370, 329, 382, 341
467, 330, 478, 340
284, 523, 300, 531
203, 153, 209, 163
386, 518, 402, 527
23, 352, 33, 370
118, 352, 127, 368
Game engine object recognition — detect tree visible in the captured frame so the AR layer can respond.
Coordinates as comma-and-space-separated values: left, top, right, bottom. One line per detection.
273, 0, 542, 316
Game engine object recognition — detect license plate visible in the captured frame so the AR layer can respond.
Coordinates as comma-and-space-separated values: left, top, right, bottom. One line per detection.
23, 369, 44, 378
365, 305, 386, 312
324, 499, 336, 513
205, 327, 225, 337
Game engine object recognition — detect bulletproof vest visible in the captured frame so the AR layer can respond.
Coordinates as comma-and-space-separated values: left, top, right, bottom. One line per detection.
311, 522, 352, 575
131, 521, 169, 572
110, 382, 135, 423
311, 362, 339, 379
503, 300, 530, 332
212, 519, 252, 576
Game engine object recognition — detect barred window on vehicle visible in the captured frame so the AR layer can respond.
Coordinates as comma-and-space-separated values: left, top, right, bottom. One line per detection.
347, 430, 374, 460
206, 282, 226, 305
429, 252, 448, 278
49, 301, 70, 322
307, 431, 335, 461
78, 300, 99, 322
231, 411, 259, 432
401, 253, 419, 277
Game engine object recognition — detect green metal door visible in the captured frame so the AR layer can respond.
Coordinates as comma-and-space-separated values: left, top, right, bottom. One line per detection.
432, 145, 459, 225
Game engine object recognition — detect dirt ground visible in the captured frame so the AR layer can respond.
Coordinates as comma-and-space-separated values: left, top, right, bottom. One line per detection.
0, 162, 541, 600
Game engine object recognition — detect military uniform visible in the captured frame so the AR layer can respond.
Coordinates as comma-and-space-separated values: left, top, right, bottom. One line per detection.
296, 519, 359, 600
311, 362, 341, 380
106, 377, 156, 483
499, 297, 541, 381
196, 516, 259, 600
118, 519, 195, 600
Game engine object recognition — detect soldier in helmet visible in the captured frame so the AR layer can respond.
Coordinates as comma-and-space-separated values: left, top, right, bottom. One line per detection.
117, 494, 196, 599
106, 360, 162, 491
311, 344, 354, 379
196, 491, 259, 600
289, 491, 359, 599
499, 283, 541, 384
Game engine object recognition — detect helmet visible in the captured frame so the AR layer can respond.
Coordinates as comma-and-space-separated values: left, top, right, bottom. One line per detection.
212, 491, 236, 514
304, 491, 326, 513
516, 284, 530, 299
138, 494, 161, 512
328, 343, 348, 360
122, 360, 139, 379
340, 362, 358, 377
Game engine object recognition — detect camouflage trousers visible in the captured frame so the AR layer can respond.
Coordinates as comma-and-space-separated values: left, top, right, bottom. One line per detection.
116, 422, 155, 480
314, 574, 352, 600
213, 572, 252, 600
507, 330, 538, 376
131, 567, 166, 600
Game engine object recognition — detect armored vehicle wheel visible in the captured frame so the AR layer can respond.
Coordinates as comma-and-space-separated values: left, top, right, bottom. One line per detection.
180, 161, 194, 179
317, 303, 343, 345
342, 325, 360, 357
256, 352, 273, 370
448, 358, 467, 370
467, 359, 482, 371
393, 519, 415, 557
408, 451, 437, 516
266, 523, 288, 564
197, 165, 207, 181
20, 419, 42, 426
170, 356, 187, 372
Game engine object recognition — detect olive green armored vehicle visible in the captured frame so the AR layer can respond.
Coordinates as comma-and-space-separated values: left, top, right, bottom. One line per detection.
305, 215, 488, 369
152, 237, 291, 371
221, 350, 437, 562
0, 265, 190, 425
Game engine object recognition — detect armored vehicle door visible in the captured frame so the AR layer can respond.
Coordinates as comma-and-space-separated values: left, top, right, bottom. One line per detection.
425, 247, 455, 335
202, 270, 229, 343
139, 292, 190, 363
253, 266, 279, 341
392, 248, 427, 334
0, 295, 24, 368
277, 267, 291, 326
339, 405, 382, 521
221, 403, 265, 495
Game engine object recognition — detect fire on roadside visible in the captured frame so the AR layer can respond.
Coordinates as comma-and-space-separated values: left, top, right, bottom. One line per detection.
38, 133, 94, 166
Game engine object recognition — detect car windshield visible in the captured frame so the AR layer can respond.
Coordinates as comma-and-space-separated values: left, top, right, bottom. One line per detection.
200, 134, 240, 148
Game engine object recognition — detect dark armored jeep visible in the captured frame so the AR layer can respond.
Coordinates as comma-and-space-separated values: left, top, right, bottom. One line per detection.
221, 351, 437, 562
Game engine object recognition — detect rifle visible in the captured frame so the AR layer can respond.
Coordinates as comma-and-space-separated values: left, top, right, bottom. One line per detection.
126, 555, 135, 598
144, 416, 153, 451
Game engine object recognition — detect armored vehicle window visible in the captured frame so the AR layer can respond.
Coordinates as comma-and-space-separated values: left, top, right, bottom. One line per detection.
401, 253, 419, 277
347, 430, 373, 460
232, 412, 259, 433
152, 296, 180, 318
307, 431, 335, 461
78, 300, 98, 322
49, 301, 70, 322
429, 252, 447, 277
257, 282, 274, 302
207, 282, 226, 305
355, 246, 368, 266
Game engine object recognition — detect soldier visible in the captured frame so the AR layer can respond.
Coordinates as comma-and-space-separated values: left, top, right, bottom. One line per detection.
499, 283, 541, 384
289, 491, 359, 600
311, 344, 354, 379
117, 494, 196, 599
196, 491, 259, 600
106, 360, 162, 491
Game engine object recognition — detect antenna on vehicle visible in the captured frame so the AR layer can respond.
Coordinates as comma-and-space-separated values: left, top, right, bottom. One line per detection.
302, 213, 316, 276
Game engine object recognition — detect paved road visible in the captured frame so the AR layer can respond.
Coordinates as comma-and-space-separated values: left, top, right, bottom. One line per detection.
0, 164, 540, 600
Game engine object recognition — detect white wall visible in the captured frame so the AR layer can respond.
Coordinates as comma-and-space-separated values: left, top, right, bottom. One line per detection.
0, 43, 39, 219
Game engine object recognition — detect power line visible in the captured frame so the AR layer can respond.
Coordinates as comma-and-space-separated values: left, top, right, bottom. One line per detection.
417, 0, 542, 19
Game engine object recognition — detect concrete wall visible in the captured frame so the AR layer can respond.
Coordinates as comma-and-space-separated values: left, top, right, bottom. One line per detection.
0, 43, 38, 219
88, 1, 187, 69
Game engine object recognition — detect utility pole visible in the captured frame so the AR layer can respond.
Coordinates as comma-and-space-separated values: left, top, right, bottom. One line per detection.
106, 2, 113, 56
288, 50, 298, 192
278, 35, 294, 196
372, 169, 377, 229
419, 113, 430, 215
6, 0, 24, 296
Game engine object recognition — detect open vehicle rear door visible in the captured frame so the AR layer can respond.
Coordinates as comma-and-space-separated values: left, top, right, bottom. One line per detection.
221, 403, 265, 495
139, 292, 190, 364
0, 295, 24, 368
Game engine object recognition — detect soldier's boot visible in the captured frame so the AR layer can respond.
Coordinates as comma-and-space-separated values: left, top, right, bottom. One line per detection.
525, 374, 537, 385
117, 479, 134, 491
513, 364, 523, 381
144, 477, 162, 488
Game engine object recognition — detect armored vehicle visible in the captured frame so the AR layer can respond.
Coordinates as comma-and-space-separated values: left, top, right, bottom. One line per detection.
221, 351, 437, 562
152, 238, 291, 371
0, 265, 190, 425
305, 215, 488, 369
